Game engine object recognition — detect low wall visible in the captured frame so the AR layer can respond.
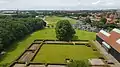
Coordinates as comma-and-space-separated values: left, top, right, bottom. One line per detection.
10, 40, 104, 67
30, 42, 44, 61
9, 40, 44, 67
35, 39, 89, 45
34, 39, 89, 41
10, 62, 110, 67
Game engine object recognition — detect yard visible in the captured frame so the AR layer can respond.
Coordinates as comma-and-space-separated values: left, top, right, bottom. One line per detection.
33, 44, 100, 63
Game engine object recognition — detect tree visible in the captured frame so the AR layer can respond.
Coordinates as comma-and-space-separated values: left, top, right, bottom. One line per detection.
0, 38, 3, 51
55, 20, 75, 41
80, 13, 88, 17
100, 18, 107, 24
98, 22, 105, 28
67, 60, 90, 67
104, 23, 119, 29
0, 17, 46, 51
85, 18, 91, 23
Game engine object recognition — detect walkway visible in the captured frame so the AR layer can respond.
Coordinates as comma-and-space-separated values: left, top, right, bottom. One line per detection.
44, 41, 89, 44
93, 40, 120, 67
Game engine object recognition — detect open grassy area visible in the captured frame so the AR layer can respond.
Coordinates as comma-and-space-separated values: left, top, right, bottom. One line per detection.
34, 44, 99, 63
0, 28, 55, 66
45, 16, 77, 25
0, 16, 96, 66
75, 30, 96, 40
0, 28, 96, 66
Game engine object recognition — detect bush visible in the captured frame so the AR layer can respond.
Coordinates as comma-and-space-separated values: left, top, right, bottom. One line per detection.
67, 60, 90, 67
93, 48, 97, 51
99, 56, 105, 60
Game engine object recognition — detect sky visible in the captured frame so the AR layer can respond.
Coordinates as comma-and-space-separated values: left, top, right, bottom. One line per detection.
0, 0, 120, 10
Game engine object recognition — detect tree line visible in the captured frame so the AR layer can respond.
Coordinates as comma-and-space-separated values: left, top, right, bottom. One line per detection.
0, 17, 46, 52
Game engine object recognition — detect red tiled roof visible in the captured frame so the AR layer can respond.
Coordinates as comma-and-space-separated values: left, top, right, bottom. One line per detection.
97, 30, 120, 53
97, 32, 108, 41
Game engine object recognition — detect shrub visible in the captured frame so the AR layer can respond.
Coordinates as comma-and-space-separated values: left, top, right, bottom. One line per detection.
67, 60, 90, 67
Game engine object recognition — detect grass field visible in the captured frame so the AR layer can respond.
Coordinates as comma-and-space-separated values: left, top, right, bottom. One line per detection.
0, 16, 96, 66
0, 29, 96, 66
33, 44, 99, 63
75, 30, 96, 40
45, 16, 77, 25
0, 28, 96, 65
0, 28, 55, 66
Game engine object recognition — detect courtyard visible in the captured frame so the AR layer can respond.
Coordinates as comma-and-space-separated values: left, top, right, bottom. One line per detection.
34, 44, 100, 63
9, 40, 103, 67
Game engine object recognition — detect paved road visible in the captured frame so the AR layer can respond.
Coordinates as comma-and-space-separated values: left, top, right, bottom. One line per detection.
93, 40, 120, 67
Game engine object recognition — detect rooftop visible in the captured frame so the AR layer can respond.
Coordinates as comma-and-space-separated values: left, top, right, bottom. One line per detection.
100, 30, 110, 37
112, 28, 120, 34
97, 28, 120, 53
116, 39, 120, 44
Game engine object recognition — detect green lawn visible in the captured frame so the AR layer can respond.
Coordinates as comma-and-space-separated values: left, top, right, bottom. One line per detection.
0, 28, 96, 66
34, 44, 99, 63
0, 28, 55, 66
0, 15, 97, 66
45, 16, 77, 25
75, 30, 96, 40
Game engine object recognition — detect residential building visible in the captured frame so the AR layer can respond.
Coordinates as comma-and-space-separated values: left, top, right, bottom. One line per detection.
96, 28, 120, 62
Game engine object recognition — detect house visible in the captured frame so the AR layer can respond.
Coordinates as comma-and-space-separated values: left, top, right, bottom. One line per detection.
96, 28, 120, 62
106, 13, 116, 24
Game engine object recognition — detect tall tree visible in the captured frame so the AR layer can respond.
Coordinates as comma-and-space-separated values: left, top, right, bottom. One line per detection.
0, 17, 46, 51
55, 20, 75, 41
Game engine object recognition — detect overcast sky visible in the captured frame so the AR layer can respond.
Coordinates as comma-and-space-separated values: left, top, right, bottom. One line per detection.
0, 0, 120, 10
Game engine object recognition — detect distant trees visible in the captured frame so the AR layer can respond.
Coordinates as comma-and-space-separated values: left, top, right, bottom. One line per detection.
100, 18, 107, 24
12, 14, 36, 18
91, 18, 107, 28
80, 13, 88, 17
55, 20, 75, 41
85, 18, 91, 24
0, 38, 2, 51
104, 23, 119, 29
0, 17, 46, 51
97, 22, 105, 28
